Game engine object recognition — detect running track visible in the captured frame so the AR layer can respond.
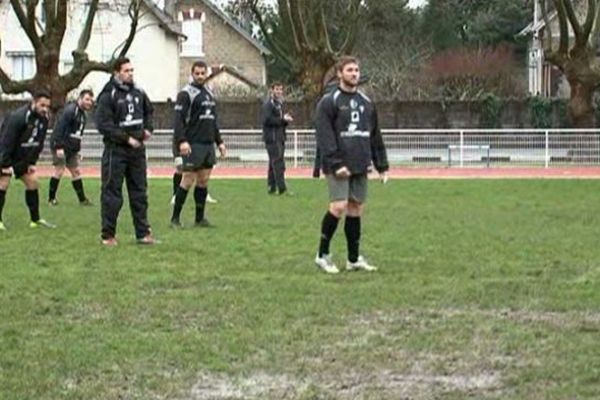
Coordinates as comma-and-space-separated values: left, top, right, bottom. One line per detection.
33, 166, 600, 179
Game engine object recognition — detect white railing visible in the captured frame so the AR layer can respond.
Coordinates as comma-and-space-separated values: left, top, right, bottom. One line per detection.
39, 128, 600, 168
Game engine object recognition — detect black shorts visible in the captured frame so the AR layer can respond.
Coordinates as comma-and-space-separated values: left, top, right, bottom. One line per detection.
182, 143, 216, 171
12, 162, 30, 179
52, 150, 79, 169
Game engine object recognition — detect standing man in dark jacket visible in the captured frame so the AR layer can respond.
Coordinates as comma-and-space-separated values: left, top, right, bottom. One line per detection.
262, 82, 293, 195
313, 56, 389, 274
0, 90, 55, 230
48, 89, 94, 206
95, 57, 155, 245
170, 61, 226, 228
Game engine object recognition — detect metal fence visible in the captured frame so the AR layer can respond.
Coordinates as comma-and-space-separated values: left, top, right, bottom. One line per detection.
39, 128, 600, 168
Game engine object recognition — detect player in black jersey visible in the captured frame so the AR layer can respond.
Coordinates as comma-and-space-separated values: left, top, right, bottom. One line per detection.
48, 89, 94, 206
314, 56, 389, 274
170, 61, 227, 228
95, 57, 156, 245
0, 90, 56, 230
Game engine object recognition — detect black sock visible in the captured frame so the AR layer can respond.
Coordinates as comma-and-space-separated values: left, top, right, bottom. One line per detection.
72, 178, 86, 202
0, 189, 6, 221
345, 216, 361, 263
171, 186, 188, 221
194, 186, 208, 222
173, 172, 182, 196
319, 211, 339, 257
25, 189, 40, 222
49, 177, 60, 201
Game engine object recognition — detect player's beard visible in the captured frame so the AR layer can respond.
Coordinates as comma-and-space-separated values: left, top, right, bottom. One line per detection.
341, 77, 358, 89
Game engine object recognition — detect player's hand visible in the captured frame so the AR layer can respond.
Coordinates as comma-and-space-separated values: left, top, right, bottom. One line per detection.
335, 166, 350, 178
27, 165, 36, 174
218, 143, 227, 159
179, 141, 192, 156
1, 166, 13, 176
143, 130, 152, 141
56, 149, 65, 158
284, 113, 294, 122
128, 137, 142, 149
380, 171, 389, 184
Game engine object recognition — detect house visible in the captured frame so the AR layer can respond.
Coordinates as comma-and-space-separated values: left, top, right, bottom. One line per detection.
0, 0, 270, 102
519, 0, 585, 98
0, 0, 184, 101
166, 0, 271, 93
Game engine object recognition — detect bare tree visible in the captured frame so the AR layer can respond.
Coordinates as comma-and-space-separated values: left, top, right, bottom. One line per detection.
0, 0, 143, 110
540, 0, 600, 127
235, 0, 363, 98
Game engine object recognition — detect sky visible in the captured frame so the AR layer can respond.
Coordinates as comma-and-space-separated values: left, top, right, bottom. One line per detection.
408, 0, 427, 8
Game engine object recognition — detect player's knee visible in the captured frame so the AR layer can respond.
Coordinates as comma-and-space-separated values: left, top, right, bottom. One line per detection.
347, 202, 363, 217
24, 177, 39, 190
54, 167, 65, 178
181, 176, 194, 189
69, 167, 81, 178
329, 201, 347, 218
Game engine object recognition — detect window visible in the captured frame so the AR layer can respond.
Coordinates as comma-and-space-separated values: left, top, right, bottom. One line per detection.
181, 16, 204, 57
8, 52, 36, 80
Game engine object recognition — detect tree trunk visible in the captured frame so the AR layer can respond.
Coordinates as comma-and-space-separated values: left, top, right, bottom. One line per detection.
298, 53, 335, 99
567, 78, 595, 128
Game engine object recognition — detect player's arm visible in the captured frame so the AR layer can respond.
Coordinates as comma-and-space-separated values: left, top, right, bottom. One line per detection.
261, 100, 283, 127
370, 106, 389, 174
142, 91, 154, 137
172, 91, 190, 146
214, 107, 226, 158
52, 105, 73, 150
0, 113, 22, 167
95, 92, 129, 144
315, 96, 345, 174
32, 122, 49, 165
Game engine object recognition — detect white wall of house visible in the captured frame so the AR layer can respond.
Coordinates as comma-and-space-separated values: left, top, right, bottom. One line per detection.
0, 1, 180, 101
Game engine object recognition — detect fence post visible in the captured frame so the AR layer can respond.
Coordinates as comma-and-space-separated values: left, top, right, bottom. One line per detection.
545, 130, 549, 168
293, 130, 298, 168
459, 130, 464, 167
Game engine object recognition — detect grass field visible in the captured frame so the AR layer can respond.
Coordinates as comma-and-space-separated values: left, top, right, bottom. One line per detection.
1, 178, 600, 399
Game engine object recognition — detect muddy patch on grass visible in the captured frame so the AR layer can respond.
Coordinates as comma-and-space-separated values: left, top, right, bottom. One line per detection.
186, 369, 499, 400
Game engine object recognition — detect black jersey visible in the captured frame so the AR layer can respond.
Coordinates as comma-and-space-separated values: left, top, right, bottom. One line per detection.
95, 77, 154, 147
0, 105, 48, 168
173, 82, 222, 147
315, 87, 388, 175
261, 97, 288, 144
50, 102, 86, 153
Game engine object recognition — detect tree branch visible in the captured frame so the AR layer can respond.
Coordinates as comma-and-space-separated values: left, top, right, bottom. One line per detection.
581, 0, 596, 47
42, 0, 55, 34
249, 1, 295, 67
116, 0, 141, 58
554, 0, 570, 55
337, 0, 362, 55
590, 0, 600, 49
540, 0, 554, 54
9, 0, 42, 49
53, 0, 68, 45
288, 0, 310, 51
76, 0, 99, 54
318, 1, 333, 54
562, 0, 582, 42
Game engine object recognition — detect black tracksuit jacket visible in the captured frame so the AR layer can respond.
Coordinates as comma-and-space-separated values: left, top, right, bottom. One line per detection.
315, 87, 388, 175
0, 105, 48, 168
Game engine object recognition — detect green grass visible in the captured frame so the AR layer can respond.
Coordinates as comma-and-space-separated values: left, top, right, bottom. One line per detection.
1, 178, 600, 399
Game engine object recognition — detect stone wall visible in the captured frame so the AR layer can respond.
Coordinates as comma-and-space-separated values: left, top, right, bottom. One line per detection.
0, 99, 578, 130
